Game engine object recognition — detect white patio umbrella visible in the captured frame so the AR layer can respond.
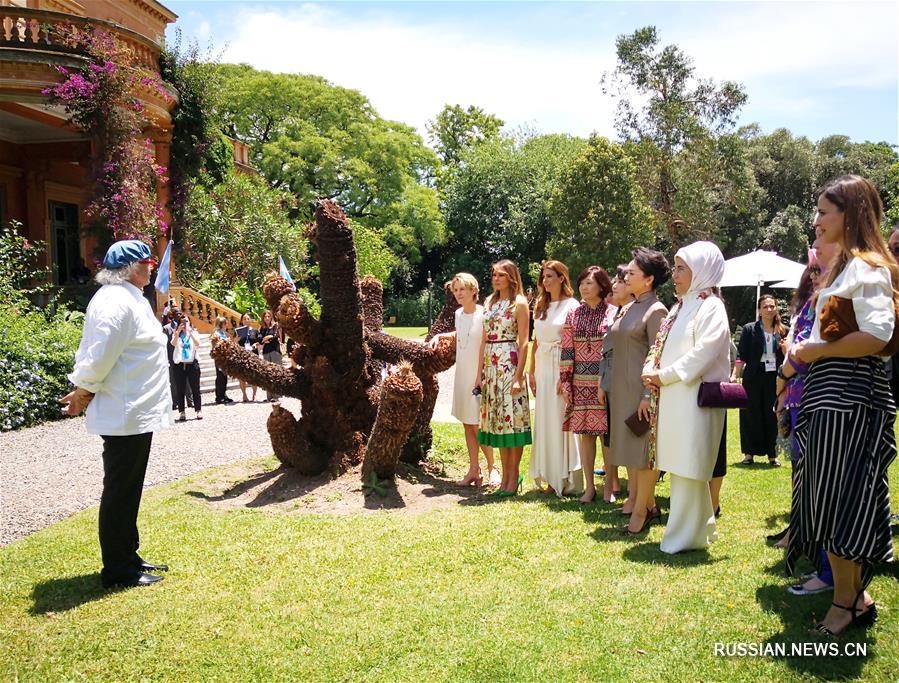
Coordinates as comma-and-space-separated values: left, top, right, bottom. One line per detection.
719, 250, 806, 317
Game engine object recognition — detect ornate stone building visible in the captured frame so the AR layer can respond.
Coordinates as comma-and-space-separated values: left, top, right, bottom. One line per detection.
0, 0, 177, 287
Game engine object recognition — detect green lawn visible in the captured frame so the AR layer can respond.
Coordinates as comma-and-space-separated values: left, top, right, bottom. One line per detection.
2, 417, 897, 681
384, 326, 429, 340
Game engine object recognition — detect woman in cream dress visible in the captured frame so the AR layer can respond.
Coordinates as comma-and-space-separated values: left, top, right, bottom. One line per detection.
641, 241, 730, 553
430, 273, 498, 486
528, 261, 581, 496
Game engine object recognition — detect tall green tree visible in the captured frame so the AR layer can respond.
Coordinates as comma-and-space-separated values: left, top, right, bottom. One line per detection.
160, 33, 231, 237
215, 64, 444, 286
547, 135, 654, 277
177, 173, 307, 293
440, 132, 586, 286
602, 26, 747, 248
427, 104, 504, 166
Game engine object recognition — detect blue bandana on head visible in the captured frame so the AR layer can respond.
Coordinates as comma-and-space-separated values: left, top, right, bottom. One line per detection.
102, 240, 151, 269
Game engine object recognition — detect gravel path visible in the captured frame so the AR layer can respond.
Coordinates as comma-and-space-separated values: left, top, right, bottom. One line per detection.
2, 372, 459, 546
1, 397, 304, 546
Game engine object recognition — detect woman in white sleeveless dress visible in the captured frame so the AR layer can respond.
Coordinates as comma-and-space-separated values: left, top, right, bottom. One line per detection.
430, 273, 499, 486
528, 261, 582, 496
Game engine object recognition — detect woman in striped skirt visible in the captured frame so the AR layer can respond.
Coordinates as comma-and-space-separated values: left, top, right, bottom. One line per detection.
786, 175, 898, 637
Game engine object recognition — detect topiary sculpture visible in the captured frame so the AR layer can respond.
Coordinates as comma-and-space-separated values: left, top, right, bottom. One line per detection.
211, 199, 460, 479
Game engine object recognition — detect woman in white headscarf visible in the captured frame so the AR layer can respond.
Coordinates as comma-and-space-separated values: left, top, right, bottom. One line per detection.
641, 241, 731, 554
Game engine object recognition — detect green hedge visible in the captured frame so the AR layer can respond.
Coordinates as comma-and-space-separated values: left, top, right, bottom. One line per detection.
0, 308, 83, 432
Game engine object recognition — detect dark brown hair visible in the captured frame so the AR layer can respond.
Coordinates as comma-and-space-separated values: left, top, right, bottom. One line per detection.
790, 266, 817, 315
758, 294, 787, 337
818, 175, 899, 303
534, 260, 574, 320
576, 265, 612, 299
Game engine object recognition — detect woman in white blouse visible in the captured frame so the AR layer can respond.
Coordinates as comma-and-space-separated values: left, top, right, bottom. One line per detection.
786, 175, 897, 637
642, 241, 731, 553
430, 273, 498, 486
527, 260, 581, 496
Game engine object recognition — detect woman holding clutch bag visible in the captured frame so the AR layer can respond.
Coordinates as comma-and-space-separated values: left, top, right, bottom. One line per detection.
641, 242, 731, 553
786, 175, 897, 638
607, 248, 669, 534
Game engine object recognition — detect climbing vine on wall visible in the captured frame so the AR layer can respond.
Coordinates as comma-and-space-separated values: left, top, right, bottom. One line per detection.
43, 25, 168, 244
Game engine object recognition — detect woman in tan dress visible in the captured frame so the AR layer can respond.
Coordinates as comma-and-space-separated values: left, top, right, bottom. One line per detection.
607, 248, 670, 534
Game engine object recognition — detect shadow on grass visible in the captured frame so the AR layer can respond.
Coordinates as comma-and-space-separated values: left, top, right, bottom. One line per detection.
186, 465, 287, 507
30, 573, 105, 615
620, 541, 724, 566
188, 460, 491, 511
764, 510, 791, 529
755, 584, 875, 679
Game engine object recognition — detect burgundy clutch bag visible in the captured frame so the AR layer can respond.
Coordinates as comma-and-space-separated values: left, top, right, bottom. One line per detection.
697, 382, 748, 409
624, 410, 651, 437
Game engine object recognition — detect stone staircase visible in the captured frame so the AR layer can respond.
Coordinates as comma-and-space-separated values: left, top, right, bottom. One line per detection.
160, 285, 292, 397
195, 334, 290, 396
196, 334, 237, 396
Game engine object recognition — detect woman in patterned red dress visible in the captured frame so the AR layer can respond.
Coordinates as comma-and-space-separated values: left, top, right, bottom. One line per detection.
560, 266, 613, 504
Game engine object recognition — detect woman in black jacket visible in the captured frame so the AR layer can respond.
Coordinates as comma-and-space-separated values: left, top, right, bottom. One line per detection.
235, 312, 259, 402
733, 294, 786, 466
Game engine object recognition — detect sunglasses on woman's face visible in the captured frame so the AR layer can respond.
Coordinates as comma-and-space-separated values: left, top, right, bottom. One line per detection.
809, 267, 821, 276
890, 245, 899, 255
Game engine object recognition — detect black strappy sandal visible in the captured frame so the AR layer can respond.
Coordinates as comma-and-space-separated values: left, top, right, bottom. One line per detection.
811, 589, 877, 637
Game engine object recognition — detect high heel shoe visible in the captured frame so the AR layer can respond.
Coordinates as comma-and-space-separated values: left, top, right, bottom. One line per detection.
497, 474, 525, 498
455, 469, 483, 487
812, 589, 877, 637
621, 507, 660, 536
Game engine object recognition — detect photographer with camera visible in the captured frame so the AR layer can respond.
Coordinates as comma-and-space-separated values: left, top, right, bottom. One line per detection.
170, 313, 203, 421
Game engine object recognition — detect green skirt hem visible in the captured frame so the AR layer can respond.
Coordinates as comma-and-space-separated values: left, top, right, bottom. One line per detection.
478, 430, 532, 447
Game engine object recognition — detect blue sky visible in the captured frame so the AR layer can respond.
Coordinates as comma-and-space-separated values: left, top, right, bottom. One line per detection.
164, 1, 899, 146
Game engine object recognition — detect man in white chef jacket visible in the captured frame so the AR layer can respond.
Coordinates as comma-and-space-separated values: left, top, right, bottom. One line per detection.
59, 240, 172, 588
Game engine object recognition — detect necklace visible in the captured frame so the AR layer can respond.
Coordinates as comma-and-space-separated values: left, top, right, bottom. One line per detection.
457, 309, 476, 350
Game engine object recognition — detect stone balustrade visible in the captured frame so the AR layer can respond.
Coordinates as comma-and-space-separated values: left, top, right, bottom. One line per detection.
0, 6, 162, 72
167, 286, 251, 334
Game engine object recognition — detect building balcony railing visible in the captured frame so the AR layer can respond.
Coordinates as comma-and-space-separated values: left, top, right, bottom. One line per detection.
0, 6, 162, 72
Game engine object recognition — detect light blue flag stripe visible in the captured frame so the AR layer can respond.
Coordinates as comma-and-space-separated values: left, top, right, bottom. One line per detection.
279, 255, 294, 284
154, 240, 172, 294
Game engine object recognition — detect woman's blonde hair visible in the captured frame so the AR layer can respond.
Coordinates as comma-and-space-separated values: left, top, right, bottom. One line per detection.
215, 316, 227, 329
820, 175, 899, 305
534, 260, 574, 320
487, 259, 525, 306
450, 272, 479, 299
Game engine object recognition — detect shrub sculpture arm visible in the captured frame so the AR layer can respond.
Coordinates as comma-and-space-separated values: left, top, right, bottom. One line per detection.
362, 362, 423, 480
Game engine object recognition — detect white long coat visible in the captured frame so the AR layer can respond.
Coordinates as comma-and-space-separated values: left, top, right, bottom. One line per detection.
649, 293, 731, 481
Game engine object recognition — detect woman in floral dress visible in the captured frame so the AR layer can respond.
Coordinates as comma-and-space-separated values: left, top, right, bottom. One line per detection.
560, 266, 613, 503
476, 260, 532, 496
